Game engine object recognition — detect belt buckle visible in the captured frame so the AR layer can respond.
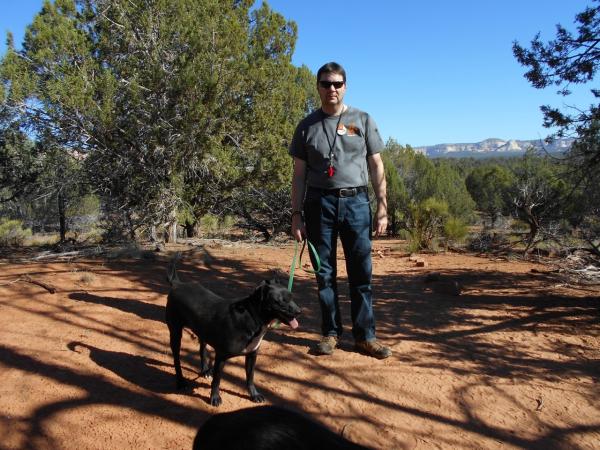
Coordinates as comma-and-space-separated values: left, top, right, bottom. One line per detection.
339, 188, 356, 198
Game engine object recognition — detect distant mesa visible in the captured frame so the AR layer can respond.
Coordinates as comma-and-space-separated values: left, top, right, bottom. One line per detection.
413, 137, 574, 158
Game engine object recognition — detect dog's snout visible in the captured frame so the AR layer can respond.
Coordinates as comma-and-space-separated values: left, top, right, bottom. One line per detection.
291, 303, 302, 316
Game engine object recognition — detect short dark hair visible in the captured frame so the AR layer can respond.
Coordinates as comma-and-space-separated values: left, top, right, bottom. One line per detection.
317, 62, 346, 83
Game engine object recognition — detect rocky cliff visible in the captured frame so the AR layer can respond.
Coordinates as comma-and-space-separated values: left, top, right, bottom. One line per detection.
413, 138, 574, 158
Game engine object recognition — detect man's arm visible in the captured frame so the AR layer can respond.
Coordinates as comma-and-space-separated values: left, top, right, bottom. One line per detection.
367, 153, 388, 237
291, 157, 307, 242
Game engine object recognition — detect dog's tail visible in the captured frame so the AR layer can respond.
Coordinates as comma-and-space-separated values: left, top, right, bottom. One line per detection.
167, 252, 181, 286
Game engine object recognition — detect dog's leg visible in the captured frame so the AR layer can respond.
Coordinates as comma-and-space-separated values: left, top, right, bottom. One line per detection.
245, 351, 265, 403
209, 355, 226, 407
199, 341, 212, 378
168, 323, 186, 389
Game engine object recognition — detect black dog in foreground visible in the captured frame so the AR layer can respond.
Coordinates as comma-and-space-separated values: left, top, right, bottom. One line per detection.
165, 255, 301, 406
193, 405, 371, 450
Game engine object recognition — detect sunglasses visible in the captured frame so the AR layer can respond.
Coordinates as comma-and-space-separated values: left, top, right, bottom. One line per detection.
318, 80, 345, 89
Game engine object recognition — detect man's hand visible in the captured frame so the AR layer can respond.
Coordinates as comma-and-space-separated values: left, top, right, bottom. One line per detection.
367, 153, 387, 238
373, 204, 388, 237
291, 214, 306, 242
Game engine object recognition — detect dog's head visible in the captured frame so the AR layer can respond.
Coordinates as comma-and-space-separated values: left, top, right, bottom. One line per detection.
253, 279, 301, 329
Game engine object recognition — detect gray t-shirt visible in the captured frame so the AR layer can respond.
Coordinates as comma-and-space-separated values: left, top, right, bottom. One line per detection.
289, 106, 385, 189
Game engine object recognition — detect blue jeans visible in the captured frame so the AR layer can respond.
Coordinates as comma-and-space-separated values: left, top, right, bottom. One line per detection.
304, 188, 376, 342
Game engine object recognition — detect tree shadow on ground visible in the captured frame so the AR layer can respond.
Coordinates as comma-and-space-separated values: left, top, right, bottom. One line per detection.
68, 292, 165, 322
0, 345, 209, 450
373, 269, 599, 375
2, 247, 599, 449
66, 341, 185, 393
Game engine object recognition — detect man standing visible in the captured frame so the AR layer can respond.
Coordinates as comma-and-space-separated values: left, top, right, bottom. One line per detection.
289, 62, 391, 359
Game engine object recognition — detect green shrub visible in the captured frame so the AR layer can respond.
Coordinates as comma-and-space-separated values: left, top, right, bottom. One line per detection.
0, 219, 32, 246
84, 227, 104, 244
510, 219, 530, 232
200, 214, 220, 235
67, 194, 100, 216
408, 197, 449, 250
443, 217, 469, 247
199, 214, 237, 237
406, 237, 422, 254
221, 215, 236, 231
396, 229, 412, 241
28, 234, 60, 246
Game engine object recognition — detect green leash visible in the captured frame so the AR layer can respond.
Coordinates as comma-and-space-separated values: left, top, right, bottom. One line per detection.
271, 239, 320, 330
288, 239, 321, 292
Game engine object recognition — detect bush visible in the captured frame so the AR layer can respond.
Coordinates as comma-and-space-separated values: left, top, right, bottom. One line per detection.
199, 214, 236, 237
406, 236, 421, 254
0, 219, 32, 246
468, 231, 508, 252
200, 214, 220, 235
443, 217, 469, 248
510, 219, 530, 233
408, 197, 449, 250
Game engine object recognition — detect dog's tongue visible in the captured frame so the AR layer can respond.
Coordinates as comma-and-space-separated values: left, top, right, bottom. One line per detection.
287, 318, 299, 329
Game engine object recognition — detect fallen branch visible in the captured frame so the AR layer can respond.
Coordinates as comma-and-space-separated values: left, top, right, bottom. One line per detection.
14, 275, 56, 294
530, 268, 561, 274
34, 250, 82, 260
447, 245, 467, 254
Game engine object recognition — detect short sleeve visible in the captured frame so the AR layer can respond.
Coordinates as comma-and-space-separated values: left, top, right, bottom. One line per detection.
289, 122, 307, 161
365, 114, 385, 155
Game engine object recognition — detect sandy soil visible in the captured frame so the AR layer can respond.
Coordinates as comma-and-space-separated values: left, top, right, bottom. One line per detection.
0, 239, 598, 450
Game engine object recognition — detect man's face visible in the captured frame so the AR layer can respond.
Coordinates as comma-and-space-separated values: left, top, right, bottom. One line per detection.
317, 72, 346, 108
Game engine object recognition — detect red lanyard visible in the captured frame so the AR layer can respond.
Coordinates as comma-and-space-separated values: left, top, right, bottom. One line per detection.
321, 107, 345, 177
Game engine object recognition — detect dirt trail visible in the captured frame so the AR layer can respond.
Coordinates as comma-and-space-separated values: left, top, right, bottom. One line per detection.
0, 239, 598, 449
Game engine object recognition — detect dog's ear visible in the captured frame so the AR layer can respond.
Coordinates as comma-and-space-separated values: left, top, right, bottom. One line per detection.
269, 269, 288, 283
265, 277, 285, 287
249, 281, 268, 304
260, 281, 270, 301
166, 252, 181, 285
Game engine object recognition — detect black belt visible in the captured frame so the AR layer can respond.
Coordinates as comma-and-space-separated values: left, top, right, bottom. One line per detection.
308, 186, 368, 198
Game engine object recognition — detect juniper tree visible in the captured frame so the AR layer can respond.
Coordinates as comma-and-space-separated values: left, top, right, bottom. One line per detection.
1, 0, 316, 242
513, 0, 599, 255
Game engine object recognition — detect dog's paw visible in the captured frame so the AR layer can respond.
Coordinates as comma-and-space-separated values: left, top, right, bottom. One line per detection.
200, 367, 213, 378
250, 393, 265, 403
210, 394, 222, 407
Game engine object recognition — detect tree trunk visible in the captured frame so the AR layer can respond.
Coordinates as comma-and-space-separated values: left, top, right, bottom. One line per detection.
182, 219, 197, 238
524, 214, 539, 254
166, 220, 178, 243
150, 225, 158, 242
58, 189, 67, 243
126, 211, 135, 241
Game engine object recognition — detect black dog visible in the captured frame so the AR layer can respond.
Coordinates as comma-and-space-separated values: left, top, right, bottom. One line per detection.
165, 255, 301, 406
193, 405, 371, 450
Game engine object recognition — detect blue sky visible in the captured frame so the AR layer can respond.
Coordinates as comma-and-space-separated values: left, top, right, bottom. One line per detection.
1, 0, 596, 146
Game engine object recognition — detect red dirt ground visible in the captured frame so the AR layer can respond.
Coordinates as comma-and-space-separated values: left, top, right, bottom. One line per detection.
0, 239, 599, 449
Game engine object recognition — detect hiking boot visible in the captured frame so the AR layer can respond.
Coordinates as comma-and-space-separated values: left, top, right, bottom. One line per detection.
315, 335, 338, 355
354, 340, 392, 359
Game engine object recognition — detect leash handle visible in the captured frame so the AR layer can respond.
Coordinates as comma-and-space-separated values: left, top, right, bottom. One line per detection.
288, 239, 321, 292
300, 240, 320, 274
